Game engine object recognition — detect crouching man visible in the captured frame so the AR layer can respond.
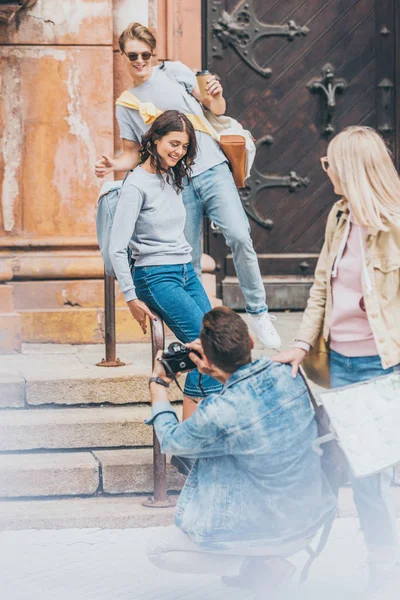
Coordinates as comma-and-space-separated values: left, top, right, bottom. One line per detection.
146, 307, 336, 597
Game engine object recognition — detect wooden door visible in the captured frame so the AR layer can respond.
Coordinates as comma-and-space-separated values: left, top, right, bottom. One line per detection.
202, 0, 399, 309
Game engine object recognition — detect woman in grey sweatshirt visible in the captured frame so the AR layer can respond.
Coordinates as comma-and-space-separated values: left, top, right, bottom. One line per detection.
110, 110, 222, 410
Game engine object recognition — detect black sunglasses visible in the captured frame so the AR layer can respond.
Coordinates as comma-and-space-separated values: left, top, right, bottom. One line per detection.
124, 52, 152, 62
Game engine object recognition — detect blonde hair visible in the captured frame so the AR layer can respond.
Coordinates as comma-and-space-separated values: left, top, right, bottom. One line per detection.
119, 22, 156, 53
327, 126, 400, 231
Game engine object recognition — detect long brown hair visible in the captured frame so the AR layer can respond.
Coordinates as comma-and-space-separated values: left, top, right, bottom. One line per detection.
139, 110, 197, 193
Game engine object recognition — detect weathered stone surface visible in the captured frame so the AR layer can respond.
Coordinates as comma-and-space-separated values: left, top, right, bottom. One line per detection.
20, 307, 149, 344
0, 285, 15, 312
0, 46, 113, 239
11, 280, 126, 310
0, 496, 175, 530
113, 0, 149, 50
0, 0, 113, 45
0, 313, 22, 354
94, 449, 185, 494
26, 374, 183, 406
0, 372, 25, 408
0, 452, 99, 498
0, 406, 174, 451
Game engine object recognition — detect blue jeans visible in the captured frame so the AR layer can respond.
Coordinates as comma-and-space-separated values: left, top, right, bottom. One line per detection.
134, 263, 223, 399
182, 162, 267, 314
330, 350, 398, 556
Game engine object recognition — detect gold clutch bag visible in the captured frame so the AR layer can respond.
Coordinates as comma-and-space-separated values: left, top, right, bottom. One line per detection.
302, 333, 331, 389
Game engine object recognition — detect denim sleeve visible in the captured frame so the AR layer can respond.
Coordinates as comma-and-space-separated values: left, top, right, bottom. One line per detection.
151, 396, 230, 458
109, 183, 143, 302
145, 401, 179, 426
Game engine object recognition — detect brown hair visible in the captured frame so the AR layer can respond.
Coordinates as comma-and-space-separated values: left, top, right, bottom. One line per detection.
119, 22, 156, 53
200, 307, 252, 374
139, 110, 197, 193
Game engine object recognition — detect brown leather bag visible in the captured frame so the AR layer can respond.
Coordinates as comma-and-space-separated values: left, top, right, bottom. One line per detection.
302, 332, 331, 389
219, 135, 247, 188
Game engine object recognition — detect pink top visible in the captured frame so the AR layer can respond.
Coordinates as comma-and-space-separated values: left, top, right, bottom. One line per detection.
329, 219, 377, 356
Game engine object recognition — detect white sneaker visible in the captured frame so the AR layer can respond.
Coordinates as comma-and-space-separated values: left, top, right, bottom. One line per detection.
248, 312, 281, 350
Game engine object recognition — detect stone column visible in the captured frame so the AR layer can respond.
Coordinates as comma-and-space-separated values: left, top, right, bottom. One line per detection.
0, 0, 114, 348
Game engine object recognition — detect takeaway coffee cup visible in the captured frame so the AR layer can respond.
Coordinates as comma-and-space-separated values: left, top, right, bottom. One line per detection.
196, 70, 211, 100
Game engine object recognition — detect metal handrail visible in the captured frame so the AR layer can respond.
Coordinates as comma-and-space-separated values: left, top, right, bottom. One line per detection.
143, 311, 175, 508
97, 271, 173, 506
97, 272, 125, 367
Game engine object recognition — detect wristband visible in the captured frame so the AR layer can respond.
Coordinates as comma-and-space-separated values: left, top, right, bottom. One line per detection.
149, 377, 169, 389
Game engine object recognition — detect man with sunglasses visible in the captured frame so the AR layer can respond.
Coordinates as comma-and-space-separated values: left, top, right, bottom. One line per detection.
95, 22, 281, 354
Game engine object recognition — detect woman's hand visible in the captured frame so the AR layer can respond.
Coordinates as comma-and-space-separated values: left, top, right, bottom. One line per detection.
272, 347, 307, 378
127, 299, 155, 334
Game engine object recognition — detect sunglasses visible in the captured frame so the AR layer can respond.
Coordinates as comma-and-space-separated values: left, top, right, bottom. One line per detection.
124, 51, 152, 62
320, 157, 329, 172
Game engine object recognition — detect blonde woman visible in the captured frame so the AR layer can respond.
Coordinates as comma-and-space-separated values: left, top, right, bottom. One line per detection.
274, 126, 400, 591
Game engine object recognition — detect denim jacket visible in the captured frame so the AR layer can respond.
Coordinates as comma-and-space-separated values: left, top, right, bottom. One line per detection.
147, 357, 336, 550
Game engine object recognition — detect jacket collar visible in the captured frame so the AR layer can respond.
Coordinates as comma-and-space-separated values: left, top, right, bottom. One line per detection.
223, 357, 271, 391
335, 198, 378, 236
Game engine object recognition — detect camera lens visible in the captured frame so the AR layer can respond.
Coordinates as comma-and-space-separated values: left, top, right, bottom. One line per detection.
170, 342, 183, 353
179, 361, 186, 369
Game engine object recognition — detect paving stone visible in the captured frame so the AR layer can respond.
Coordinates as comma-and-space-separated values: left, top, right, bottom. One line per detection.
0, 406, 183, 451
0, 496, 176, 530
0, 452, 99, 498
0, 371, 25, 408
94, 449, 185, 494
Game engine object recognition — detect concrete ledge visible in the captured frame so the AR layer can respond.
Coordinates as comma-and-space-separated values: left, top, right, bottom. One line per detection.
0, 496, 176, 530
25, 375, 184, 406
1, 489, 400, 531
0, 342, 184, 406
0, 372, 25, 408
94, 449, 185, 494
0, 452, 99, 498
0, 406, 184, 451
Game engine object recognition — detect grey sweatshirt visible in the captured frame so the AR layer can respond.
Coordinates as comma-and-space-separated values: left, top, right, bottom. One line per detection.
109, 166, 192, 303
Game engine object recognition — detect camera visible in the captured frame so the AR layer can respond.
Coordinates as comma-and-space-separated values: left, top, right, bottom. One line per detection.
161, 342, 200, 374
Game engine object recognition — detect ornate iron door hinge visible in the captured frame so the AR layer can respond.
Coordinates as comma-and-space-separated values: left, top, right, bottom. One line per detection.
239, 136, 309, 230
307, 63, 348, 135
377, 78, 394, 135
208, 0, 309, 77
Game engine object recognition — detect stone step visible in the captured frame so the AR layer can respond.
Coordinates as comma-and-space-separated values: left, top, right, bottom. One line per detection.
0, 449, 185, 499
0, 452, 99, 498
0, 343, 183, 408
1, 488, 400, 531
0, 406, 181, 452
0, 496, 176, 530
94, 449, 185, 495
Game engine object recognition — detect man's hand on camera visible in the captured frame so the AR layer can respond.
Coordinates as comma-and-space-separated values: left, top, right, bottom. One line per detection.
151, 350, 181, 384
151, 350, 171, 384
186, 340, 213, 376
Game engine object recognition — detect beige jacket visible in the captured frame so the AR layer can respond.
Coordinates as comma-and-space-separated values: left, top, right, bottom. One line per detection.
297, 199, 400, 369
